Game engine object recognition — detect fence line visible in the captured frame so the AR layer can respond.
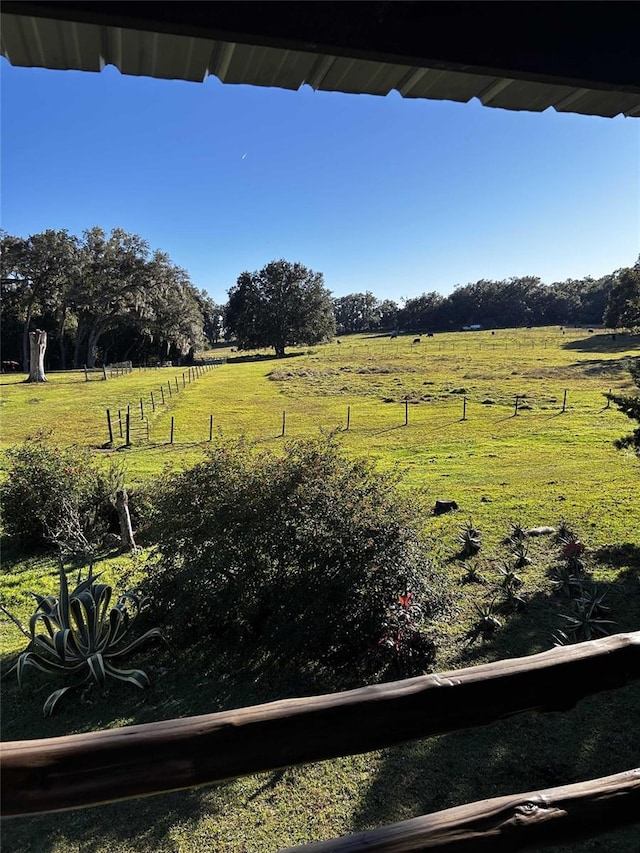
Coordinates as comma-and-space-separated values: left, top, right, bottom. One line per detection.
1, 632, 638, 818
106, 385, 621, 447
105, 363, 215, 446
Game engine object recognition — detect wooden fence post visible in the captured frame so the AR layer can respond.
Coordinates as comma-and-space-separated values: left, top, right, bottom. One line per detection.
209, 414, 213, 441
102, 365, 107, 380
606, 388, 611, 409
282, 410, 286, 436
84, 365, 88, 382
175, 377, 179, 393
168, 380, 172, 398
514, 395, 519, 416
462, 396, 467, 421
126, 411, 131, 446
405, 398, 409, 426
182, 373, 186, 388
562, 389, 568, 413
151, 391, 155, 413
170, 416, 174, 444
106, 410, 113, 444
118, 410, 123, 438
346, 405, 351, 431
140, 398, 144, 419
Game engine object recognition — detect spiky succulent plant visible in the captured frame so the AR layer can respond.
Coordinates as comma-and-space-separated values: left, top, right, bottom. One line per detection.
458, 519, 481, 558
8, 565, 163, 716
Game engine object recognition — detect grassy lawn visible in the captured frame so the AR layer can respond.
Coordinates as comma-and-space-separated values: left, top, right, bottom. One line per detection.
1, 327, 639, 852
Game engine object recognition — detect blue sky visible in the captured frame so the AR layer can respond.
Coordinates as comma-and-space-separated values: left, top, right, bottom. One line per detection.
2, 59, 639, 305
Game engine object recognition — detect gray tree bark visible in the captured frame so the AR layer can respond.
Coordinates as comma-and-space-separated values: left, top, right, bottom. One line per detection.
27, 329, 48, 382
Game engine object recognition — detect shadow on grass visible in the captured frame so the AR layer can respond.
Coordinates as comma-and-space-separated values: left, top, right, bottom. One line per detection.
0, 783, 235, 853
227, 351, 307, 365
593, 542, 640, 575
561, 333, 640, 354
351, 561, 640, 852
566, 356, 637, 378
0, 643, 267, 853
350, 683, 640, 852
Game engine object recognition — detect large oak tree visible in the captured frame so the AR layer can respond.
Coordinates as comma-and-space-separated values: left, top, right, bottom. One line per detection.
226, 260, 335, 357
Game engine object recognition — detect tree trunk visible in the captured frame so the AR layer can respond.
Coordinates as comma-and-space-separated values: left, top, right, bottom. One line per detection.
27, 329, 48, 382
86, 329, 99, 369
21, 301, 34, 372
73, 325, 87, 368
115, 489, 137, 551
57, 306, 68, 370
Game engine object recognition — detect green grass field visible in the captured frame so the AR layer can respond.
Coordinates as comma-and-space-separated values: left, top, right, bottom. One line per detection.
1, 327, 639, 853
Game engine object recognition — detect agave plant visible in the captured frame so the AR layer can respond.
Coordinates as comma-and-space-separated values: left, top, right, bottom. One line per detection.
498, 564, 523, 591
464, 601, 502, 646
556, 588, 615, 644
459, 562, 486, 585
554, 518, 576, 544
9, 565, 163, 716
503, 521, 526, 546
549, 564, 584, 598
458, 519, 481, 558
499, 584, 527, 613
497, 564, 526, 612
510, 540, 531, 569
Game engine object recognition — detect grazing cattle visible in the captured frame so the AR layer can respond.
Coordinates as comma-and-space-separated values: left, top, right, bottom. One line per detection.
336, 339, 341, 345
390, 330, 399, 339
491, 331, 495, 335
413, 337, 421, 344
1, 360, 20, 372
427, 332, 434, 338
588, 329, 594, 333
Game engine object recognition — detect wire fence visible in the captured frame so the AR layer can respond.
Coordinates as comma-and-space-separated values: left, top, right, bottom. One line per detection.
105, 382, 620, 448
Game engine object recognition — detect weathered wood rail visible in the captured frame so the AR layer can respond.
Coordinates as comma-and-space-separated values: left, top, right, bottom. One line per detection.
2, 631, 639, 837
283, 769, 640, 852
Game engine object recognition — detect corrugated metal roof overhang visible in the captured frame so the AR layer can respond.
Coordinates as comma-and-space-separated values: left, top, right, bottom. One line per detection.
2, 10, 640, 118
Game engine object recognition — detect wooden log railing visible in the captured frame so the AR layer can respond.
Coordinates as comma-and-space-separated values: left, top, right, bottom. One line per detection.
2, 631, 639, 829
282, 769, 640, 853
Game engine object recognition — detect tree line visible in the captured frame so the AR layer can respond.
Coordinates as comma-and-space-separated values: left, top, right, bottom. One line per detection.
2, 226, 638, 370
1, 228, 224, 370
334, 265, 640, 335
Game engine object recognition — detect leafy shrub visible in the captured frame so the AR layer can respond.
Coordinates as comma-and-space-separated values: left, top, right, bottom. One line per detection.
368, 591, 437, 678
0, 433, 109, 549
145, 434, 451, 685
5, 564, 163, 715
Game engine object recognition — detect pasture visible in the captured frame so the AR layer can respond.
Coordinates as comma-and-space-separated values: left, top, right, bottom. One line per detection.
1, 326, 639, 853
1, 326, 638, 542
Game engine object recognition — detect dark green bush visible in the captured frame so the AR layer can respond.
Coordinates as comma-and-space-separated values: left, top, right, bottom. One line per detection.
0, 432, 109, 549
145, 434, 451, 685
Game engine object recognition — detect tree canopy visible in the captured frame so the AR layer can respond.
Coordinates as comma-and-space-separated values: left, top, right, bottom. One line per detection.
604, 261, 640, 329
1, 228, 205, 369
226, 260, 335, 357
